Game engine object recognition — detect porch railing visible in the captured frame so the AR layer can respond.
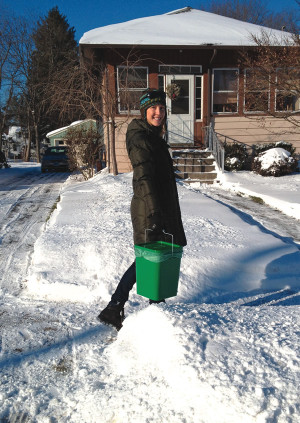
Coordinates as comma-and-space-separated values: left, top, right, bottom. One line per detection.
203, 125, 225, 173
214, 131, 255, 158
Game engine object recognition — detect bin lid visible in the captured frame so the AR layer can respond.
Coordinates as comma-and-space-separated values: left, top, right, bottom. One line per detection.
134, 241, 183, 263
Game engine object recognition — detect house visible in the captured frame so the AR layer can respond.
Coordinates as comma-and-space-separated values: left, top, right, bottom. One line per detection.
46, 119, 98, 146
46, 119, 105, 171
79, 7, 300, 175
2, 126, 27, 159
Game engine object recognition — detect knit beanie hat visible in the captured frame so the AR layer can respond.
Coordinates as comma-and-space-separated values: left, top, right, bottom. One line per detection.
140, 89, 166, 120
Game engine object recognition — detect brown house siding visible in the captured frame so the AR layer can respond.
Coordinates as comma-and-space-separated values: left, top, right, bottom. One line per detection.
115, 118, 132, 173
214, 116, 300, 153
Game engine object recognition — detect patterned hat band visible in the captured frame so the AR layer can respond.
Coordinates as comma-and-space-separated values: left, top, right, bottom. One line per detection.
139, 90, 166, 111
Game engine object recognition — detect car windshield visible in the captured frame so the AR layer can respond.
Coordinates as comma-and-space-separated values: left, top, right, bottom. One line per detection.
44, 147, 67, 155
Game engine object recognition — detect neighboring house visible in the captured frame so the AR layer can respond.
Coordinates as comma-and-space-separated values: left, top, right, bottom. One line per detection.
2, 126, 27, 159
79, 7, 300, 173
46, 119, 98, 146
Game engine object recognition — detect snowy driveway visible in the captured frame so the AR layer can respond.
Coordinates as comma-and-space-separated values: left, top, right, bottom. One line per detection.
0, 166, 299, 422
0, 163, 70, 296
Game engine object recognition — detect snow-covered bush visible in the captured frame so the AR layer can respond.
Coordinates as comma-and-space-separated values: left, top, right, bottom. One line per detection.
224, 142, 249, 171
253, 141, 296, 156
252, 147, 298, 177
225, 156, 242, 171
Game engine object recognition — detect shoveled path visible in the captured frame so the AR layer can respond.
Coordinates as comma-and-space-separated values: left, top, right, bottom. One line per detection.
194, 185, 300, 246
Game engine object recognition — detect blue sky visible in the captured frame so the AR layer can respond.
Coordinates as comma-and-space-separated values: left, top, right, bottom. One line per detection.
4, 0, 299, 41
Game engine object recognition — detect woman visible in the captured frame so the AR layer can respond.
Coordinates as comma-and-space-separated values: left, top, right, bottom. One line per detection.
98, 89, 186, 330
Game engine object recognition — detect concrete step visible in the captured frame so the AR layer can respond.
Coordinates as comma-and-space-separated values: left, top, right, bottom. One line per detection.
175, 171, 218, 181
173, 150, 213, 159
175, 164, 216, 173
172, 149, 218, 184
173, 157, 215, 166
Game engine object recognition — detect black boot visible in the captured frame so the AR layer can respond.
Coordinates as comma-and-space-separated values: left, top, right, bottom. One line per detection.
98, 301, 125, 331
149, 299, 165, 305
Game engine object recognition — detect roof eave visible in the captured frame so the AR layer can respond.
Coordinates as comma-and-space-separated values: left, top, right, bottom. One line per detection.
79, 43, 255, 50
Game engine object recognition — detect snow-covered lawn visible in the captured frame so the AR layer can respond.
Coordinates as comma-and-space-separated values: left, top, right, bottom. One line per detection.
0, 165, 299, 422
218, 163, 300, 220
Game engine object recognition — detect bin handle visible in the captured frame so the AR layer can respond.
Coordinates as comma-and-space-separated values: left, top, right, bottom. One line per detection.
163, 230, 174, 254
144, 229, 174, 254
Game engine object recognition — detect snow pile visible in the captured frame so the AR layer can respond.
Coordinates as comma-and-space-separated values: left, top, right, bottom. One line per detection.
259, 148, 291, 169
1, 168, 300, 422
255, 147, 295, 170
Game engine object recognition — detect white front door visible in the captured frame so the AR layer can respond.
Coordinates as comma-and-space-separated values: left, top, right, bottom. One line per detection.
166, 75, 194, 144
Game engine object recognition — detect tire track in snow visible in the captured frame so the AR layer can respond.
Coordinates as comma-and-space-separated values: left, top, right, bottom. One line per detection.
0, 172, 69, 295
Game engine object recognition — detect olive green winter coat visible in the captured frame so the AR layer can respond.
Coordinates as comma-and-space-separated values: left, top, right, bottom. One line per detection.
126, 119, 187, 247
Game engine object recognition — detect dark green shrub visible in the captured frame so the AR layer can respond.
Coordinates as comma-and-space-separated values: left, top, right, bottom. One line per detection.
224, 142, 249, 171
225, 156, 243, 171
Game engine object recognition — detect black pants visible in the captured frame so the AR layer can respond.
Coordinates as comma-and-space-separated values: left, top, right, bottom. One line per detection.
111, 261, 136, 305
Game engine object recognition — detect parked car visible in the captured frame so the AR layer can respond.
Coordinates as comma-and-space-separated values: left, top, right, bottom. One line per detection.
41, 146, 70, 172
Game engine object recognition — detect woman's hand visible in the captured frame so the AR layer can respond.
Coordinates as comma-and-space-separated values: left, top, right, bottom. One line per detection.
148, 213, 163, 234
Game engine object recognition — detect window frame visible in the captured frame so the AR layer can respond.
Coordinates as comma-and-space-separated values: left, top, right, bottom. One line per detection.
244, 68, 270, 114
117, 66, 149, 114
212, 68, 239, 115
158, 64, 202, 75
275, 67, 300, 113
195, 75, 203, 121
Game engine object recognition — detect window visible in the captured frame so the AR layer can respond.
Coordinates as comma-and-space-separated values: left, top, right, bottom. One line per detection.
213, 69, 238, 113
54, 138, 65, 146
195, 76, 202, 120
117, 66, 148, 113
276, 68, 300, 112
170, 79, 190, 115
159, 65, 202, 75
244, 69, 269, 112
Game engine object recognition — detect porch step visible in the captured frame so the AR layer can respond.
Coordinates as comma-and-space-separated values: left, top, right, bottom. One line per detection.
172, 149, 218, 184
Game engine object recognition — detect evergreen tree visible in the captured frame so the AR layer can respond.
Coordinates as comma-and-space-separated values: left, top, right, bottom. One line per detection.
32, 6, 78, 84
29, 7, 78, 159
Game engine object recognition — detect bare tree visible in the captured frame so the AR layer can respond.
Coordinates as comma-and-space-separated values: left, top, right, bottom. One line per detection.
64, 124, 104, 180
240, 30, 300, 131
0, 10, 20, 150
47, 49, 149, 176
0, 8, 38, 159
200, 0, 299, 32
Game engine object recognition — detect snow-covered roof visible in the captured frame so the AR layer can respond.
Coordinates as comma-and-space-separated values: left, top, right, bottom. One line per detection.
79, 7, 291, 48
46, 120, 85, 138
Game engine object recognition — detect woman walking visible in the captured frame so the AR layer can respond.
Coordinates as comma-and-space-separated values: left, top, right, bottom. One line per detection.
98, 89, 187, 330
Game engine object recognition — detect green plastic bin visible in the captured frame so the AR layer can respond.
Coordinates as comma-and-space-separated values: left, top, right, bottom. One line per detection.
134, 241, 183, 301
